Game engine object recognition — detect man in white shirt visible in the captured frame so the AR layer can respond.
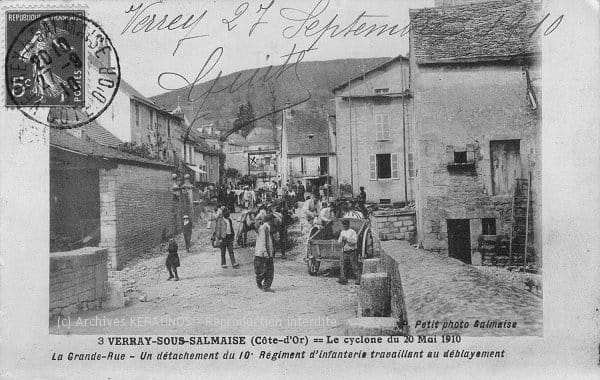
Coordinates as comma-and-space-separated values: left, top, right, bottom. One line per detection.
301, 193, 321, 234
254, 214, 275, 291
338, 219, 360, 285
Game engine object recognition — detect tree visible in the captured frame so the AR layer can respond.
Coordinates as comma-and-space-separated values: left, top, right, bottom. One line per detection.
233, 101, 256, 138
224, 167, 240, 180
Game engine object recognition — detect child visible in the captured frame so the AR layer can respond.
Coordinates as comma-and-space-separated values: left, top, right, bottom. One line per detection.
166, 238, 180, 281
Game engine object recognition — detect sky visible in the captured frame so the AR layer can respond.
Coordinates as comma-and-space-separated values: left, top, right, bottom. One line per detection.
88, 0, 433, 97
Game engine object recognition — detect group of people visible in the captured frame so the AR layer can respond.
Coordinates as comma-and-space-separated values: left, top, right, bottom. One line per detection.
165, 182, 369, 289
301, 187, 368, 285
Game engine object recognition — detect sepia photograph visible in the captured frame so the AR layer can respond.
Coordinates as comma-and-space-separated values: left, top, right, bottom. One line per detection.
22, 0, 543, 337
0, 0, 598, 378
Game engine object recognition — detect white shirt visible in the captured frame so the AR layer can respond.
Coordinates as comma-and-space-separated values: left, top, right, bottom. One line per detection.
255, 223, 273, 258
338, 228, 358, 251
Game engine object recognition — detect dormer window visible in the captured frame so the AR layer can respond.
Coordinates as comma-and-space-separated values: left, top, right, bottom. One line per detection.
374, 88, 389, 94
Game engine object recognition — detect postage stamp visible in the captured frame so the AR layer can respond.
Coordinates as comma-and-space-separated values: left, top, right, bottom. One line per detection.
4, 11, 120, 128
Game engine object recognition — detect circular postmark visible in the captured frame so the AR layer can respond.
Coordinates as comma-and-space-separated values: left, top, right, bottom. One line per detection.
5, 12, 121, 129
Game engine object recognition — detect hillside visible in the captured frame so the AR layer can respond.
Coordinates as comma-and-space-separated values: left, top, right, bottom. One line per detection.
150, 57, 391, 132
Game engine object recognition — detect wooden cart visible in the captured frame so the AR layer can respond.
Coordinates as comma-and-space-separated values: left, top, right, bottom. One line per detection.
305, 218, 375, 276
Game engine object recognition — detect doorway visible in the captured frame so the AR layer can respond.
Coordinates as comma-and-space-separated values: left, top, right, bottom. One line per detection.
447, 219, 471, 264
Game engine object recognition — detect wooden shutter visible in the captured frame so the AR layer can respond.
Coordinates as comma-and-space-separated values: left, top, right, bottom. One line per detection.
391, 153, 399, 179
382, 115, 390, 140
375, 115, 382, 140
369, 155, 377, 180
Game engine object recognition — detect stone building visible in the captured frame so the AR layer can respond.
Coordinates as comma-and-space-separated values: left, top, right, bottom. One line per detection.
333, 56, 414, 204
279, 107, 337, 192
409, 0, 542, 264
50, 130, 176, 269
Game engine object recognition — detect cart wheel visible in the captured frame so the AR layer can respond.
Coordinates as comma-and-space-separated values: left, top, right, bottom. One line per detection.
307, 257, 319, 276
362, 227, 375, 259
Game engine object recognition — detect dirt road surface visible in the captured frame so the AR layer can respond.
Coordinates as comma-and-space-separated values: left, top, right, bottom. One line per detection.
50, 212, 358, 335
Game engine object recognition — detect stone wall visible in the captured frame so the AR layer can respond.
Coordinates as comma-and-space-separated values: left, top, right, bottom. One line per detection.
370, 210, 416, 242
50, 247, 108, 317
411, 61, 541, 259
100, 163, 175, 269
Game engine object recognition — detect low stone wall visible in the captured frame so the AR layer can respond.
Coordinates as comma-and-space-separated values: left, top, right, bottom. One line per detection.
50, 247, 108, 317
379, 249, 409, 333
345, 241, 409, 335
370, 210, 416, 242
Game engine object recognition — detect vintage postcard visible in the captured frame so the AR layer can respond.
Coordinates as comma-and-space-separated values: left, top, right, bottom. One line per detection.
0, 0, 598, 378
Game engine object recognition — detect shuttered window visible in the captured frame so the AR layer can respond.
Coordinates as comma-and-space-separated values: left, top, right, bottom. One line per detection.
369, 155, 377, 180
391, 153, 399, 179
375, 114, 390, 141
370, 153, 400, 180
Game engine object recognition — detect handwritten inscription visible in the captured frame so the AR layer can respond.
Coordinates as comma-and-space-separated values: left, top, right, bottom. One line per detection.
119, 0, 564, 140
122, 1, 208, 55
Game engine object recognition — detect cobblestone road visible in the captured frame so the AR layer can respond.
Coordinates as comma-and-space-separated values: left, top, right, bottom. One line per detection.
50, 211, 358, 335
381, 241, 543, 337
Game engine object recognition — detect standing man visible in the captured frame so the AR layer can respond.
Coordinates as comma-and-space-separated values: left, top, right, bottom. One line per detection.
182, 214, 193, 253
358, 186, 368, 217
297, 181, 305, 203
338, 219, 360, 285
214, 209, 239, 268
254, 214, 275, 291
243, 186, 252, 209
359, 186, 367, 203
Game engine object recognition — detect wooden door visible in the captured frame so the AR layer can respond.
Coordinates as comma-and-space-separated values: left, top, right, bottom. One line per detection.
490, 140, 521, 195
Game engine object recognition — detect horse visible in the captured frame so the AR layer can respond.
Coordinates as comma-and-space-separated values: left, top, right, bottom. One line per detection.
236, 204, 294, 257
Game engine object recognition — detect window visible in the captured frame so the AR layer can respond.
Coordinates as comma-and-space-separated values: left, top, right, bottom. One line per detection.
454, 151, 467, 163
374, 88, 389, 94
167, 119, 171, 138
482, 218, 496, 235
320, 157, 328, 175
375, 114, 390, 140
370, 153, 399, 180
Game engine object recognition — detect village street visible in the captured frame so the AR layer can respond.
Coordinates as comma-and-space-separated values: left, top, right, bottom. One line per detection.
50, 212, 359, 335
382, 241, 543, 337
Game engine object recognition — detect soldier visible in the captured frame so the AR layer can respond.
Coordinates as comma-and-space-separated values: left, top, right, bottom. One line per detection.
338, 219, 360, 285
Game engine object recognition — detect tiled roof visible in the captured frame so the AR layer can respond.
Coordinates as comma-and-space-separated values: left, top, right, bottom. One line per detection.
80, 120, 122, 148
285, 110, 331, 156
224, 133, 248, 146
50, 129, 173, 168
332, 56, 409, 92
177, 124, 223, 155
410, 0, 541, 64
47, 109, 122, 148
121, 79, 183, 120
246, 127, 275, 145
